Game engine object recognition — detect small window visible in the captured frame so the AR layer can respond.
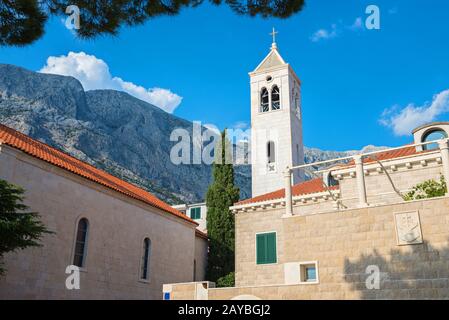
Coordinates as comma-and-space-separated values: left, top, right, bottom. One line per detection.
271, 85, 280, 110
299, 262, 319, 283
260, 88, 269, 112
190, 207, 201, 220
267, 141, 276, 163
73, 218, 89, 268
140, 238, 151, 280
422, 129, 448, 150
256, 232, 277, 265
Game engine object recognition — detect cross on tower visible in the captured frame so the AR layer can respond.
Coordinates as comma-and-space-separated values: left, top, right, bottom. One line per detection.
269, 27, 278, 45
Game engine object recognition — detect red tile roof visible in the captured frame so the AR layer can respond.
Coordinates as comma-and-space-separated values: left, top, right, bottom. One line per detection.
337, 144, 428, 168
363, 145, 418, 162
236, 177, 338, 206
0, 124, 197, 226
236, 144, 431, 206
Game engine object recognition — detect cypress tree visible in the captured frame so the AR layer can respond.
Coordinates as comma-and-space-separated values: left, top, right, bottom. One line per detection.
206, 130, 239, 283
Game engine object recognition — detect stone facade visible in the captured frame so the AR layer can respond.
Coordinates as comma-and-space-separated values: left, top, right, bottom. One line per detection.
0, 145, 207, 299
194, 234, 208, 282
172, 202, 208, 233
168, 196, 449, 299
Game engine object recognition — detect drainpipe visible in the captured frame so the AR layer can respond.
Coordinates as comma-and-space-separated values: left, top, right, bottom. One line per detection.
284, 167, 293, 217
354, 155, 368, 207
438, 139, 449, 195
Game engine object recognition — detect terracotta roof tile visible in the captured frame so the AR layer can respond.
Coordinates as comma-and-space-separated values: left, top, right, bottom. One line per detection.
339, 144, 428, 168
236, 178, 338, 206
0, 124, 197, 226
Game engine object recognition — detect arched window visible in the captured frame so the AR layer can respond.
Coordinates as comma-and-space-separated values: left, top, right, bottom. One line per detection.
271, 85, 280, 110
73, 218, 89, 268
267, 141, 276, 163
140, 238, 151, 280
422, 129, 448, 150
260, 88, 269, 112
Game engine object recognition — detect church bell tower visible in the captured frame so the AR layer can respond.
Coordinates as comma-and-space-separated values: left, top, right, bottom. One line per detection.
249, 29, 304, 197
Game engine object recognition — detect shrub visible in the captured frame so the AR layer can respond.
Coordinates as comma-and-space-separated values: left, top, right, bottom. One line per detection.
404, 176, 447, 201
216, 272, 235, 288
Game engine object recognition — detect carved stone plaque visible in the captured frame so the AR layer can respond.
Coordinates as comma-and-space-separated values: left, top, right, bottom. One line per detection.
394, 211, 423, 246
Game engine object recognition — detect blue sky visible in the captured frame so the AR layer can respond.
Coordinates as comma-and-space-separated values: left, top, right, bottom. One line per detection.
1, 0, 448, 150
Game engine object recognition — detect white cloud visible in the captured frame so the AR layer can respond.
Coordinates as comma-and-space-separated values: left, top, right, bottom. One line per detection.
311, 17, 366, 42
231, 121, 249, 130
380, 89, 449, 136
388, 7, 398, 15
39, 51, 182, 113
310, 24, 338, 42
349, 17, 363, 31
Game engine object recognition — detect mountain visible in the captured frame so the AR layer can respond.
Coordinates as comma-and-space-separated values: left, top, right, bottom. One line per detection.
0, 64, 385, 204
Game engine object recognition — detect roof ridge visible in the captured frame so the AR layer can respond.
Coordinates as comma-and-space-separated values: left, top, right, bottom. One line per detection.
0, 123, 197, 226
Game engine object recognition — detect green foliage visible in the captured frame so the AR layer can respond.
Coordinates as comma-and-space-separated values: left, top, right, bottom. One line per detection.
0, 179, 52, 275
404, 176, 447, 201
1, 0, 306, 47
216, 271, 235, 288
0, 0, 47, 46
206, 130, 239, 282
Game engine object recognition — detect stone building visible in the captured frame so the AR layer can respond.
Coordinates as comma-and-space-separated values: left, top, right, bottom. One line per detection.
172, 202, 207, 233
164, 36, 449, 300
249, 35, 304, 196
0, 124, 208, 299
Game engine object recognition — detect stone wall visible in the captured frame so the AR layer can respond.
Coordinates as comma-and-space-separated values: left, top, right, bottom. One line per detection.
0, 146, 206, 299
166, 196, 449, 299
194, 236, 208, 281
338, 154, 443, 207
228, 196, 449, 299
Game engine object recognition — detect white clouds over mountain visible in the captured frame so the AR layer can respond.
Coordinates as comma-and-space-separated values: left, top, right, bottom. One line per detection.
40, 51, 182, 113
380, 89, 449, 136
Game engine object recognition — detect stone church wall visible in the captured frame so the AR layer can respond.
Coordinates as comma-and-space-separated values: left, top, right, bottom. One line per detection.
0, 146, 203, 299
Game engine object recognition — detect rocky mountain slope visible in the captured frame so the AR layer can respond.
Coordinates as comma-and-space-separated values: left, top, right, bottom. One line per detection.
0, 64, 385, 204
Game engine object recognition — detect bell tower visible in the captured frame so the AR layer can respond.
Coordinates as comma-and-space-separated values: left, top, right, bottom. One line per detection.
249, 29, 304, 197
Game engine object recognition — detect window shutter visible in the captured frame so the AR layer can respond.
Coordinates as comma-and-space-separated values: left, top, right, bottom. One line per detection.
190, 208, 201, 219
256, 234, 266, 264
266, 233, 276, 263
256, 232, 276, 264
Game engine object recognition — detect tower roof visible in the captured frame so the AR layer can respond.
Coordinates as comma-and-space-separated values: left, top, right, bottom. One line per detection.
252, 28, 287, 73
253, 46, 287, 72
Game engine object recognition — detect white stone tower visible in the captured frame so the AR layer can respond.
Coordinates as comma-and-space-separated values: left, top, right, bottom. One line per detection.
249, 29, 304, 197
